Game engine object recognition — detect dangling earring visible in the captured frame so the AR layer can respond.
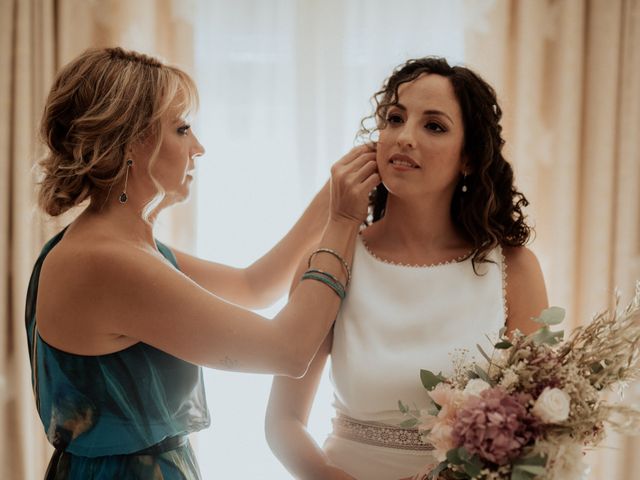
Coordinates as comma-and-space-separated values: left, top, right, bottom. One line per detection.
461, 172, 468, 193
119, 159, 133, 204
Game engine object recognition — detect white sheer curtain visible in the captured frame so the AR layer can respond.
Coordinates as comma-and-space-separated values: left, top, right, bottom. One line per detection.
192, 1, 465, 477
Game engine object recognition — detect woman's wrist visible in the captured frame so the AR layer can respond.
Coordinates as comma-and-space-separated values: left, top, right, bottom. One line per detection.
326, 214, 362, 230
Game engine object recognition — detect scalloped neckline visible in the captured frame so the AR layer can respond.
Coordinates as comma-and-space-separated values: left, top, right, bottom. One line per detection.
359, 234, 474, 269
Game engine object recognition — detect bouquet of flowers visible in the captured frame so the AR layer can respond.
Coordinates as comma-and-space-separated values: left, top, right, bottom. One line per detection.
399, 286, 640, 480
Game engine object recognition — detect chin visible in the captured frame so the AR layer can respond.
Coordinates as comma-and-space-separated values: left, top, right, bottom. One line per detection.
166, 188, 191, 205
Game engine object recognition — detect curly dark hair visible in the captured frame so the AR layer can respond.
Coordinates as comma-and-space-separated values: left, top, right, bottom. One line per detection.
359, 57, 532, 271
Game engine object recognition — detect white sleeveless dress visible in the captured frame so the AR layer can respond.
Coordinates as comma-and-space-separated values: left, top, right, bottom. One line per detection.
323, 235, 507, 480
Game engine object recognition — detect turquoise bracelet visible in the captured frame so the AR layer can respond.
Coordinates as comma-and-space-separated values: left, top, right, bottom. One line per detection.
305, 268, 342, 287
301, 270, 346, 300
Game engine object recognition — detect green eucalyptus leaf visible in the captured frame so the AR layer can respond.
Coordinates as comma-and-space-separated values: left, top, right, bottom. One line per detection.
510, 468, 536, 480
513, 454, 547, 467
467, 370, 480, 379
421, 369, 446, 391
494, 340, 513, 349
515, 465, 547, 475
400, 418, 419, 428
458, 447, 472, 462
426, 461, 449, 480
532, 326, 564, 346
463, 461, 482, 478
534, 306, 565, 325
424, 397, 440, 416
450, 471, 469, 479
474, 364, 494, 385
476, 343, 493, 364
446, 448, 463, 465
398, 400, 409, 414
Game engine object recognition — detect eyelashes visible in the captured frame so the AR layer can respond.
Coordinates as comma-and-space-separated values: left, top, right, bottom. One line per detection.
177, 124, 191, 135
425, 122, 445, 133
384, 114, 446, 133
386, 114, 403, 124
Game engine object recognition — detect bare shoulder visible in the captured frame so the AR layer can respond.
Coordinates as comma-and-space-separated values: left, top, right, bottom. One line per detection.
502, 246, 549, 335
42, 235, 172, 292
37, 235, 183, 354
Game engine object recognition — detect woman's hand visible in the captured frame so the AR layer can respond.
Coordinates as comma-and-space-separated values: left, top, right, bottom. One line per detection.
329, 144, 379, 225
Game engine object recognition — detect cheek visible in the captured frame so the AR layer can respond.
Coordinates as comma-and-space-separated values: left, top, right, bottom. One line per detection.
375, 148, 386, 170
376, 131, 391, 162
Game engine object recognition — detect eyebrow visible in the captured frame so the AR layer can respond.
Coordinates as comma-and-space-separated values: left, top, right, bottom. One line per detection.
394, 103, 455, 125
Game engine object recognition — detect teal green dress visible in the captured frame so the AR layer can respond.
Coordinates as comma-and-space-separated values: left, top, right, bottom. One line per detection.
26, 229, 211, 479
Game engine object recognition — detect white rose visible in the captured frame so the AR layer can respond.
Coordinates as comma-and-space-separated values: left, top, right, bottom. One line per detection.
463, 378, 491, 397
532, 387, 571, 423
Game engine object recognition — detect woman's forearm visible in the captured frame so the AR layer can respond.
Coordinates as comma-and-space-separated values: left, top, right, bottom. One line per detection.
272, 216, 358, 374
266, 417, 337, 480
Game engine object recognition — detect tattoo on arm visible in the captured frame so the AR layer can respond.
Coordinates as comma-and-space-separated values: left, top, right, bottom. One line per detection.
219, 356, 239, 370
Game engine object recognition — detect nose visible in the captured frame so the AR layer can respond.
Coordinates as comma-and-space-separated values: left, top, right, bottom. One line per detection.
191, 134, 205, 158
396, 124, 416, 149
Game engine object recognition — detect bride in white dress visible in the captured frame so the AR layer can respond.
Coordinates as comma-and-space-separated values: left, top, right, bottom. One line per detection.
265, 57, 549, 480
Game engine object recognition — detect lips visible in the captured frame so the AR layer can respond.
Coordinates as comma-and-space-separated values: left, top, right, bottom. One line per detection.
388, 153, 420, 169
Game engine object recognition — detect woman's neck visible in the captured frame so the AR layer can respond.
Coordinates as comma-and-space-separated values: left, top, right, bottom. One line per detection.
366, 192, 469, 258
72, 195, 161, 248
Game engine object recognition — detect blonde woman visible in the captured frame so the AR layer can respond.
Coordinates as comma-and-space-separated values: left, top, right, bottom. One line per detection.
26, 47, 379, 479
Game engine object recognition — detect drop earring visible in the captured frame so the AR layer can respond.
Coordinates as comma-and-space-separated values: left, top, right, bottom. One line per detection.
119, 159, 133, 204
461, 172, 468, 193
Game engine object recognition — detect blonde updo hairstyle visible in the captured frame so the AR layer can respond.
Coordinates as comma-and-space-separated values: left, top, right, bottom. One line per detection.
38, 47, 198, 217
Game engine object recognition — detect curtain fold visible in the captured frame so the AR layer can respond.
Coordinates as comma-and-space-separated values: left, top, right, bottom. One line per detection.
464, 0, 640, 478
1, 1, 197, 478
1, 1, 57, 478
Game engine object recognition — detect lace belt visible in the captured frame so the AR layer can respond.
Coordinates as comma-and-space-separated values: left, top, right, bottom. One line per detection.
332, 414, 434, 452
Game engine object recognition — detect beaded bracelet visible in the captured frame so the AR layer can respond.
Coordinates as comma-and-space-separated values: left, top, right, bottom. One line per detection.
305, 268, 341, 286
301, 270, 346, 300
308, 248, 351, 286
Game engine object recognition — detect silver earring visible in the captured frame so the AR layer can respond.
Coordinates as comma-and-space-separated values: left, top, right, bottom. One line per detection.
119, 159, 133, 204
461, 172, 468, 193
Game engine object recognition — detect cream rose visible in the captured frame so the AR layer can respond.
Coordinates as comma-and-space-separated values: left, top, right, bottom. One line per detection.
532, 387, 571, 423
463, 378, 491, 397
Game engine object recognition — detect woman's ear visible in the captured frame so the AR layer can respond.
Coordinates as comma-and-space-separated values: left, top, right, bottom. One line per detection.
461, 154, 473, 175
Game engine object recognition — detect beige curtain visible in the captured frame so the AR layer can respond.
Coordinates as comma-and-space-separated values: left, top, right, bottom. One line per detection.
0, 1, 196, 478
464, 0, 640, 478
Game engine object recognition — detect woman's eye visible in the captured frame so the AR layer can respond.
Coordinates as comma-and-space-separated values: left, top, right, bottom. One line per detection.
386, 114, 403, 125
177, 125, 191, 135
425, 122, 445, 132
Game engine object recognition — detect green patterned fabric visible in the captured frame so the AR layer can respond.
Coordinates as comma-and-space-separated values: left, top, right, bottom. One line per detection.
26, 229, 210, 479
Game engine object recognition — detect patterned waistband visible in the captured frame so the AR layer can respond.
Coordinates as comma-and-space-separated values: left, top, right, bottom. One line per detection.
332, 414, 434, 452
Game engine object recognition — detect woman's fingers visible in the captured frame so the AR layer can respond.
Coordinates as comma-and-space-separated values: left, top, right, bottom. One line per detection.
332, 144, 376, 169
329, 147, 379, 224
359, 168, 381, 193
351, 157, 378, 184
331, 151, 376, 182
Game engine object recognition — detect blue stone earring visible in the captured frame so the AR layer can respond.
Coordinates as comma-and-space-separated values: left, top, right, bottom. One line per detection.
119, 159, 133, 204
